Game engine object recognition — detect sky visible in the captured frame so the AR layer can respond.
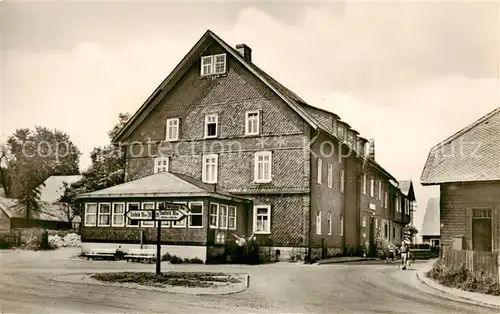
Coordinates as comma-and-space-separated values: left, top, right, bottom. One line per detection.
1, 1, 499, 235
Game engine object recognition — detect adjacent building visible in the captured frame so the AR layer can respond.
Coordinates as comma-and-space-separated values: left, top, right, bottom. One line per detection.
421, 107, 500, 253
420, 197, 440, 247
76, 30, 412, 262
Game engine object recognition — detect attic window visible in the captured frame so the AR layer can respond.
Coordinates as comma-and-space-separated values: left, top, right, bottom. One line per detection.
201, 54, 226, 76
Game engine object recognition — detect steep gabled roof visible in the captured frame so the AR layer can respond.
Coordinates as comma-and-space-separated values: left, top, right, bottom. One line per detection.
112, 29, 397, 182
75, 171, 250, 203
398, 180, 416, 202
421, 106, 500, 185
38, 175, 83, 203
113, 30, 318, 143
420, 197, 440, 237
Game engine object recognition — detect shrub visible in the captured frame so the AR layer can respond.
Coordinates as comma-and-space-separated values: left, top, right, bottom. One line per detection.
39, 231, 53, 250
161, 253, 172, 262
169, 255, 183, 264
426, 260, 500, 296
189, 257, 204, 264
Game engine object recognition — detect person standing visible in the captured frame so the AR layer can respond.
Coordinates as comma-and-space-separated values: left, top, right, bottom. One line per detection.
400, 241, 409, 270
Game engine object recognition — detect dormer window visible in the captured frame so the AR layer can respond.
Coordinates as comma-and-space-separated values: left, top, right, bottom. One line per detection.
201, 54, 226, 76
337, 124, 344, 141
347, 132, 354, 146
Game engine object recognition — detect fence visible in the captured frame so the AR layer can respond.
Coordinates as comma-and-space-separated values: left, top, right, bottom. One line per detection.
440, 247, 499, 282
0, 231, 21, 248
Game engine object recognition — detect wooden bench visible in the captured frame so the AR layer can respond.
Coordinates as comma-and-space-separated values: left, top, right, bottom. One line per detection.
85, 249, 117, 261
125, 249, 156, 263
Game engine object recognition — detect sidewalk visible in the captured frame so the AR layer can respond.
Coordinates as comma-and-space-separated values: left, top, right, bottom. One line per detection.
413, 261, 500, 309
318, 256, 377, 264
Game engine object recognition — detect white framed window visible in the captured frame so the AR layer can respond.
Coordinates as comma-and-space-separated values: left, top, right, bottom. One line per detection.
327, 163, 333, 188
253, 205, 271, 234
141, 202, 156, 227
405, 199, 410, 215
214, 54, 226, 74
126, 203, 140, 227
84, 203, 97, 227
188, 202, 203, 228
340, 215, 344, 236
339, 168, 345, 193
209, 203, 219, 228
362, 216, 366, 227
378, 182, 382, 201
327, 212, 332, 235
202, 154, 218, 183
396, 196, 401, 213
370, 178, 375, 197
97, 203, 111, 227
245, 110, 260, 135
201, 56, 213, 76
228, 206, 236, 230
171, 202, 187, 228
165, 118, 179, 142
384, 191, 388, 208
201, 54, 226, 76
254, 151, 272, 183
316, 211, 322, 235
375, 217, 378, 229
317, 158, 323, 184
112, 203, 125, 227
154, 157, 169, 174
204, 113, 218, 138
219, 204, 228, 229
362, 174, 367, 194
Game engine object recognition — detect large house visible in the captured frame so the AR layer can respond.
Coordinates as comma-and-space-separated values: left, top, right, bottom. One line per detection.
421, 107, 500, 253
76, 30, 411, 262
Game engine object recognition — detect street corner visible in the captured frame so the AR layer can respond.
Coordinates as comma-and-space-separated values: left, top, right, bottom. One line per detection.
51, 272, 251, 296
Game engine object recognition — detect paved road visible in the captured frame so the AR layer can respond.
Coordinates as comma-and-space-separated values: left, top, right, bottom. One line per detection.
1, 249, 497, 313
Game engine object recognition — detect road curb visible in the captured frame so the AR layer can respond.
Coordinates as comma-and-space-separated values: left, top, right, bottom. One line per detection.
415, 271, 500, 309
52, 273, 249, 296
318, 258, 377, 265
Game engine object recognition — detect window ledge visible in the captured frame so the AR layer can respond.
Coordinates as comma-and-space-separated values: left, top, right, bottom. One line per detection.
254, 180, 272, 184
253, 231, 271, 235
200, 73, 227, 79
188, 226, 204, 229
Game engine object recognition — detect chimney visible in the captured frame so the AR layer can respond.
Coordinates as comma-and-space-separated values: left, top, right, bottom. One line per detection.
236, 44, 252, 63
367, 139, 375, 160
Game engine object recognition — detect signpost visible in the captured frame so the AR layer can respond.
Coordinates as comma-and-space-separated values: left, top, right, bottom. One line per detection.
125, 202, 189, 275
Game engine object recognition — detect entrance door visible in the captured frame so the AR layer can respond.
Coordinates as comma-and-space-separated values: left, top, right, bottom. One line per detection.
472, 209, 492, 252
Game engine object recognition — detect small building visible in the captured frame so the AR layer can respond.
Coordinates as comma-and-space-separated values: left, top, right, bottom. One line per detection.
75, 171, 251, 260
38, 175, 83, 230
420, 197, 440, 247
0, 197, 72, 232
421, 107, 500, 253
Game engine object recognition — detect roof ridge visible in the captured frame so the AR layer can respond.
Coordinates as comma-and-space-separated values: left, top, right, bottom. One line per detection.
430, 106, 500, 151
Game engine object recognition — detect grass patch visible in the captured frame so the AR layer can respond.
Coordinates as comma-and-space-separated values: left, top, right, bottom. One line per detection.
91, 272, 241, 288
426, 260, 500, 296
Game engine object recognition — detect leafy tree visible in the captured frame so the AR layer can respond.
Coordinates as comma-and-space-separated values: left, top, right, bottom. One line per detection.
404, 225, 419, 244
2, 127, 80, 198
59, 113, 131, 218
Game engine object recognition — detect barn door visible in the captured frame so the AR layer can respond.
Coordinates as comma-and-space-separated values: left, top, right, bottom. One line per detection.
472, 209, 492, 252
